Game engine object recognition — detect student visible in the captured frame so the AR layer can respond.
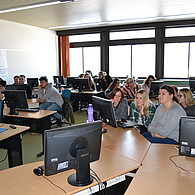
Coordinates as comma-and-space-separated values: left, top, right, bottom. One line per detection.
103, 71, 113, 87
129, 89, 156, 133
141, 75, 155, 93
84, 73, 95, 90
110, 87, 128, 120
37, 76, 64, 125
104, 78, 120, 99
0, 78, 6, 100
122, 77, 141, 99
96, 71, 107, 91
79, 73, 84, 78
19, 75, 32, 99
13, 75, 19, 85
142, 85, 186, 144
177, 88, 195, 116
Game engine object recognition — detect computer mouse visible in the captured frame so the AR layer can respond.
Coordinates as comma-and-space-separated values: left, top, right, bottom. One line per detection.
33, 166, 43, 176
9, 125, 17, 129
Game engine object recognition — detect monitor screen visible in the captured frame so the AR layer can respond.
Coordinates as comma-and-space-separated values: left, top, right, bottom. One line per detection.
73, 78, 90, 92
179, 116, 195, 157
66, 77, 76, 87
44, 120, 102, 186
4, 90, 28, 115
149, 81, 164, 96
27, 78, 39, 88
53, 76, 65, 85
5, 84, 32, 99
92, 96, 117, 127
189, 77, 195, 94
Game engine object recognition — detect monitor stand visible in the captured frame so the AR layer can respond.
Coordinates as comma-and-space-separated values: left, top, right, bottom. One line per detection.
68, 147, 93, 187
9, 103, 19, 115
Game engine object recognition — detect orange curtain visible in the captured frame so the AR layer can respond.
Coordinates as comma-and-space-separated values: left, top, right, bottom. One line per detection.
60, 36, 70, 77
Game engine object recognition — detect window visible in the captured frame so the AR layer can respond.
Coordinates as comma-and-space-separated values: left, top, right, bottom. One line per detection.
166, 27, 195, 37
164, 43, 189, 78
69, 33, 100, 42
189, 42, 195, 77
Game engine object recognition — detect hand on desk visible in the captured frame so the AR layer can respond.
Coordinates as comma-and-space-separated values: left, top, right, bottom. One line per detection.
36, 98, 44, 104
152, 132, 167, 138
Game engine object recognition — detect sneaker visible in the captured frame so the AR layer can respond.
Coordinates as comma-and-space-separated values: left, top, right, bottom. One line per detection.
51, 118, 57, 124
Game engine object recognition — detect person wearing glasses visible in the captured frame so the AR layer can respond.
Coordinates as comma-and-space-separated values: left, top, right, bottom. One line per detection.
141, 75, 155, 93
122, 77, 141, 99
177, 88, 195, 116
142, 85, 186, 145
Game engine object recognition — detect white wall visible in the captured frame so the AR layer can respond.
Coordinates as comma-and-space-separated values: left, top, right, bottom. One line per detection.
0, 19, 58, 84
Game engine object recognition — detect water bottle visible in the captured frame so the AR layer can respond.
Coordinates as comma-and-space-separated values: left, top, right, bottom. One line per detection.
88, 104, 94, 122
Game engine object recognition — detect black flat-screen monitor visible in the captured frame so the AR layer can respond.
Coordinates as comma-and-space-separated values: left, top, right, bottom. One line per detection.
27, 78, 39, 88
4, 90, 28, 115
149, 81, 164, 97
189, 77, 195, 94
44, 121, 102, 186
5, 84, 32, 99
92, 96, 117, 127
66, 77, 76, 87
73, 78, 90, 92
53, 76, 65, 85
179, 116, 195, 157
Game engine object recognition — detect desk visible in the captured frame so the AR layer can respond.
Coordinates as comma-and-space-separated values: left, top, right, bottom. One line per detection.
0, 148, 140, 195
3, 108, 56, 133
0, 124, 30, 168
102, 125, 151, 163
71, 90, 103, 111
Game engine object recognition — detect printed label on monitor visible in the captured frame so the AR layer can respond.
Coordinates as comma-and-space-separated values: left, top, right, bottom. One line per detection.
191, 148, 195, 155
182, 141, 188, 146
51, 158, 58, 162
57, 161, 68, 170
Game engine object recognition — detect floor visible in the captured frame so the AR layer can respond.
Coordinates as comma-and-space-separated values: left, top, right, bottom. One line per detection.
0, 110, 88, 171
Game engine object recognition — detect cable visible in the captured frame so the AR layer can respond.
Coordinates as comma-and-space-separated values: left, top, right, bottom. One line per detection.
169, 155, 190, 173
0, 151, 8, 163
42, 175, 67, 195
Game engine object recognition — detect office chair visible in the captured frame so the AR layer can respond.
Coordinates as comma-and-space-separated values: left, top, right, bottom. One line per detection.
62, 89, 71, 102
0, 100, 4, 123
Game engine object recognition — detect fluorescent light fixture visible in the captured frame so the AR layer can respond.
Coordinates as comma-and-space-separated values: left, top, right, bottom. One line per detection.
0, 0, 76, 14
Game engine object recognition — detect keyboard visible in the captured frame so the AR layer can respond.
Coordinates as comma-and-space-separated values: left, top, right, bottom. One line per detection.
16, 108, 39, 112
117, 120, 135, 128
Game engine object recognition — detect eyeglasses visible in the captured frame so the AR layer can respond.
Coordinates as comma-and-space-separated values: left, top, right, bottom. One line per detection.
177, 95, 183, 98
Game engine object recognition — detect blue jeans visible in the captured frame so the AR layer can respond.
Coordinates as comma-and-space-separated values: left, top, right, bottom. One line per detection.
39, 102, 63, 120
142, 132, 178, 145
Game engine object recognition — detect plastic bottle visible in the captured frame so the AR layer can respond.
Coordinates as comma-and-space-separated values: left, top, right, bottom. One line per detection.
88, 104, 94, 122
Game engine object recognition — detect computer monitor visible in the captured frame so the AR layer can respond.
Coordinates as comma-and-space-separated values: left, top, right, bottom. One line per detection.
53, 76, 65, 85
179, 116, 195, 157
189, 77, 195, 94
73, 78, 90, 92
4, 90, 28, 115
44, 120, 102, 186
92, 96, 117, 127
149, 81, 164, 96
27, 78, 39, 89
5, 84, 32, 99
66, 77, 76, 87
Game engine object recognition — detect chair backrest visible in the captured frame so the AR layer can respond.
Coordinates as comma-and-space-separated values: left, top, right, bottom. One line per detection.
0, 100, 4, 122
62, 89, 71, 102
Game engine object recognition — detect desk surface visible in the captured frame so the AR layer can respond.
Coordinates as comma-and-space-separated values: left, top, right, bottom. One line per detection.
125, 165, 195, 195
3, 108, 56, 119
102, 126, 151, 163
0, 123, 30, 141
0, 147, 140, 195
71, 89, 103, 95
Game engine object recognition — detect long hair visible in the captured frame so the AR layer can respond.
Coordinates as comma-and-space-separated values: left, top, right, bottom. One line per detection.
84, 73, 94, 89
179, 88, 195, 106
108, 78, 119, 90
110, 87, 124, 105
144, 75, 155, 86
134, 89, 151, 117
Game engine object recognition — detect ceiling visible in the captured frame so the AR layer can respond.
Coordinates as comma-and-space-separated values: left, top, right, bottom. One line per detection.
0, 0, 195, 31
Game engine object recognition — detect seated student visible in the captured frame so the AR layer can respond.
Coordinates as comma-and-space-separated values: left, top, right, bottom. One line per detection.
142, 85, 186, 145
129, 89, 156, 133
110, 87, 128, 120
79, 73, 84, 78
96, 71, 107, 91
141, 75, 155, 93
104, 78, 120, 99
177, 88, 195, 116
103, 71, 113, 87
19, 74, 32, 99
0, 78, 6, 100
84, 73, 95, 90
37, 76, 64, 125
13, 75, 19, 85
122, 77, 141, 99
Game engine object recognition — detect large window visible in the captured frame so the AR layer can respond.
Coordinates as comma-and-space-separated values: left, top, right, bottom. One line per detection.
189, 42, 195, 77
70, 47, 100, 76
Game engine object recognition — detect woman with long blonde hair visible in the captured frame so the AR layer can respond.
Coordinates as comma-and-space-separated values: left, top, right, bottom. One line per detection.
130, 89, 156, 133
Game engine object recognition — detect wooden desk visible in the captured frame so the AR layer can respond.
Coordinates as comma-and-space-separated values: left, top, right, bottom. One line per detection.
0, 148, 140, 195
102, 125, 151, 163
3, 108, 56, 133
0, 124, 30, 168
125, 166, 195, 195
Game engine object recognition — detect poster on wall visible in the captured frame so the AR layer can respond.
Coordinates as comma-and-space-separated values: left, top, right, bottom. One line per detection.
0, 50, 8, 81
